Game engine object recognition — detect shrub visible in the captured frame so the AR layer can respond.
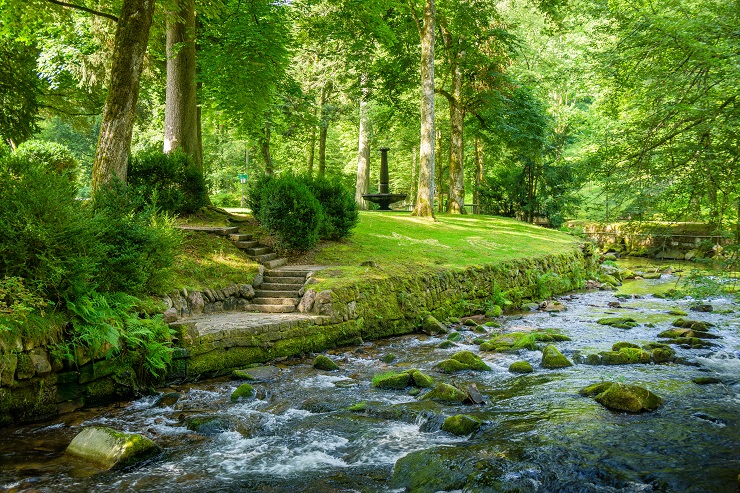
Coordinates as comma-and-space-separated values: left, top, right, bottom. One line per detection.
304, 175, 359, 240
14, 139, 78, 174
211, 191, 241, 208
90, 182, 182, 295
128, 150, 208, 215
246, 173, 273, 218
0, 152, 97, 302
257, 175, 323, 251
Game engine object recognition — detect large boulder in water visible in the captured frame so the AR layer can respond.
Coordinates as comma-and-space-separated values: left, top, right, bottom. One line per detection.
66, 426, 160, 469
540, 345, 573, 369
420, 383, 467, 403
435, 350, 490, 373
441, 414, 481, 436
580, 382, 663, 413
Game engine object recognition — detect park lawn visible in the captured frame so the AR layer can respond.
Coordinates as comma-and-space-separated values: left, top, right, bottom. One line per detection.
299, 211, 581, 289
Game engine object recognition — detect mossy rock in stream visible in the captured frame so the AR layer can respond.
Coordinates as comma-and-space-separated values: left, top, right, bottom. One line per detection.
580, 382, 663, 413
612, 342, 640, 351
441, 414, 481, 436
438, 340, 456, 349
446, 332, 463, 342
230, 383, 255, 401
479, 332, 537, 352
186, 416, 234, 435
435, 358, 470, 373
664, 337, 718, 349
392, 447, 469, 493
66, 426, 161, 469
643, 343, 676, 363
692, 376, 722, 385
451, 350, 490, 371
597, 317, 638, 329
420, 383, 467, 403
485, 305, 503, 318
598, 274, 621, 287
672, 318, 713, 331
540, 345, 573, 369
421, 315, 447, 335
509, 361, 534, 374
313, 354, 339, 371
407, 369, 435, 388
667, 309, 688, 316
373, 371, 412, 389
599, 348, 652, 365
232, 369, 256, 380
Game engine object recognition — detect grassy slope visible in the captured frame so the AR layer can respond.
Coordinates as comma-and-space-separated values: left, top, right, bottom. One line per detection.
295, 211, 580, 288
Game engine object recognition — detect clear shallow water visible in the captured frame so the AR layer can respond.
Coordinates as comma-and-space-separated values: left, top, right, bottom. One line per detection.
1, 270, 738, 492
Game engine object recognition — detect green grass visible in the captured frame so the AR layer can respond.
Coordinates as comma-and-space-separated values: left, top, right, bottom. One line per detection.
297, 211, 580, 288
168, 231, 259, 291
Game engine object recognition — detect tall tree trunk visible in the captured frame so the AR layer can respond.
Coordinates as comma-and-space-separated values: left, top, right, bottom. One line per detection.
410, 0, 435, 218
447, 57, 465, 214
473, 135, 484, 213
163, 0, 199, 167
318, 82, 331, 176
355, 79, 371, 210
261, 121, 273, 175
436, 129, 444, 213
410, 146, 418, 208
306, 108, 316, 177
91, 0, 155, 195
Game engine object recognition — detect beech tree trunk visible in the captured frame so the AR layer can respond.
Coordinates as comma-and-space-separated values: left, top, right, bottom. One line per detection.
91, 0, 155, 195
447, 53, 465, 214
436, 129, 444, 213
411, 0, 436, 218
473, 135, 484, 212
355, 81, 371, 210
163, 0, 199, 167
410, 146, 418, 208
261, 121, 273, 175
318, 82, 331, 176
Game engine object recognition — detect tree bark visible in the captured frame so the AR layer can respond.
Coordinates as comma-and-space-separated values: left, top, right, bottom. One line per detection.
318, 81, 332, 176
306, 109, 316, 177
261, 121, 273, 175
163, 0, 199, 168
410, 146, 418, 208
436, 129, 444, 213
355, 79, 371, 209
447, 52, 465, 214
411, 0, 436, 218
473, 135, 484, 213
91, 0, 155, 195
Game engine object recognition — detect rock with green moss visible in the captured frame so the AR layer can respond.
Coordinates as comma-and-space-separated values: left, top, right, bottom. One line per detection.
509, 361, 534, 374
66, 426, 160, 469
438, 340, 456, 349
420, 383, 467, 403
231, 383, 255, 401
381, 353, 397, 363
642, 272, 662, 280
446, 332, 463, 342
668, 309, 688, 316
485, 305, 503, 318
373, 371, 412, 389
598, 274, 621, 287
692, 377, 721, 385
644, 343, 675, 363
348, 401, 368, 412
479, 332, 537, 352
597, 317, 638, 329
186, 416, 233, 434
580, 382, 663, 413
672, 318, 713, 331
406, 369, 435, 388
435, 359, 470, 373
451, 351, 490, 371
540, 345, 573, 369
313, 354, 339, 371
612, 342, 640, 351
599, 348, 652, 365
422, 315, 447, 335
441, 414, 481, 436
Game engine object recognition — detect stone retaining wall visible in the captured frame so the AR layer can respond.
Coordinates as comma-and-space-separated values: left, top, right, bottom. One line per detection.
0, 245, 596, 425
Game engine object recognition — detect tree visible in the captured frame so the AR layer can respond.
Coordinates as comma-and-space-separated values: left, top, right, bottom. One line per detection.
91, 0, 156, 194
0, 38, 40, 148
410, 0, 436, 218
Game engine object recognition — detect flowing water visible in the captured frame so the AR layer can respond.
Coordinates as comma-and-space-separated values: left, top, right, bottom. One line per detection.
1, 262, 739, 492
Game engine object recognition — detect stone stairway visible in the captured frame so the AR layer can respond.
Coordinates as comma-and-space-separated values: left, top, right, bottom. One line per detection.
249, 267, 313, 313
228, 233, 287, 269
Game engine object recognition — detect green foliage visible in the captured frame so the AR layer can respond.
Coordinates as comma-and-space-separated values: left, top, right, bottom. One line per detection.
304, 174, 359, 240
0, 38, 40, 145
63, 292, 173, 379
90, 184, 182, 295
0, 276, 51, 333
128, 150, 208, 215
14, 139, 78, 174
256, 174, 323, 251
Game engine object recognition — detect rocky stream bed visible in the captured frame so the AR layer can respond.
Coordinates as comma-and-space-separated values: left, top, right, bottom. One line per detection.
1, 261, 738, 492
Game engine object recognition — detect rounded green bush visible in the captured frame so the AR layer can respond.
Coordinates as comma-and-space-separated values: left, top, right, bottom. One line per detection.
304, 175, 359, 240
15, 139, 78, 174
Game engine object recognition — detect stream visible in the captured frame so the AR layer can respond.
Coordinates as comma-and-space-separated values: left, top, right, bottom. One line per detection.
1, 261, 738, 492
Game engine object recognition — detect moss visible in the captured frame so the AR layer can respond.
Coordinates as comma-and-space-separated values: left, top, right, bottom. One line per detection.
186, 416, 233, 434
658, 328, 691, 338
692, 377, 721, 385
66, 426, 160, 469
422, 315, 447, 335
668, 309, 688, 316
650, 347, 676, 363
406, 369, 435, 388
540, 345, 573, 369
593, 382, 663, 413
436, 359, 470, 373
230, 383, 255, 401
446, 332, 463, 342
441, 414, 481, 436
348, 401, 368, 412
509, 361, 534, 374
597, 317, 638, 329
373, 371, 412, 389
579, 381, 614, 397
313, 354, 339, 371
485, 305, 503, 317
672, 318, 712, 331
612, 342, 640, 351
438, 340, 456, 349
420, 383, 467, 403
451, 350, 490, 371
232, 369, 255, 380
599, 274, 621, 287
381, 353, 397, 363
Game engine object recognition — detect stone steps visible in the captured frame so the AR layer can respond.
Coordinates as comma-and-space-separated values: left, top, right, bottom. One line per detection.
247, 304, 298, 313
251, 297, 299, 306
254, 290, 299, 298
259, 282, 303, 291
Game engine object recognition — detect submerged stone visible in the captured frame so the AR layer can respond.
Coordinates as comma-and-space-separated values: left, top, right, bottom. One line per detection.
692, 376, 722, 385
509, 361, 534, 374
231, 383, 255, 401
186, 416, 233, 434
438, 340, 456, 349
66, 426, 160, 470
441, 414, 481, 436
420, 383, 467, 403
154, 392, 181, 408
232, 369, 256, 380
580, 382, 663, 413
540, 345, 573, 369
313, 354, 339, 371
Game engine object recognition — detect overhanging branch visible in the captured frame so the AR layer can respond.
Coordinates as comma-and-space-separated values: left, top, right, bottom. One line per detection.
45, 0, 118, 22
